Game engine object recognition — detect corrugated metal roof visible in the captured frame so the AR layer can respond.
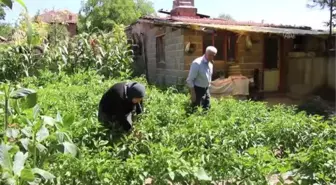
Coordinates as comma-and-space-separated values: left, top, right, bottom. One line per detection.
136, 16, 330, 36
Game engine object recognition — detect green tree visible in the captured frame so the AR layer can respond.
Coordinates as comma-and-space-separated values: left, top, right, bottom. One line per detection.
218, 13, 234, 21
78, 0, 155, 32
0, 4, 6, 20
307, 0, 336, 51
1, 0, 34, 46
0, 23, 13, 38
307, 0, 335, 37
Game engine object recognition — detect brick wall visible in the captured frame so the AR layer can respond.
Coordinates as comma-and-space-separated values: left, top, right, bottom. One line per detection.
67, 23, 77, 37
235, 33, 264, 77
183, 30, 266, 80
183, 29, 227, 80
183, 29, 203, 76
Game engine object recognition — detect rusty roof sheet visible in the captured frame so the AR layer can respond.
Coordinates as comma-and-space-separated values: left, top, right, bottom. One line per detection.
136, 16, 330, 36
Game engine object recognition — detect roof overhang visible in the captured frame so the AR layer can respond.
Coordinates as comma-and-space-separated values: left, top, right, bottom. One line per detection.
133, 18, 331, 37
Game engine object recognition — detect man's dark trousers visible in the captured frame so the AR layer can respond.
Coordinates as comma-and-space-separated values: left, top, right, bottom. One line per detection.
192, 85, 211, 110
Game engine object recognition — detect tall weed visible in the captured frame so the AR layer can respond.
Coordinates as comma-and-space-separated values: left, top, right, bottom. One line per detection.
0, 24, 134, 82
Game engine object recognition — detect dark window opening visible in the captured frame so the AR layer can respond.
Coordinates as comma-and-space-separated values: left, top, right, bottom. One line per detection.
264, 37, 278, 69
203, 34, 224, 60
156, 36, 165, 63
292, 36, 305, 51
227, 34, 237, 62
202, 33, 237, 61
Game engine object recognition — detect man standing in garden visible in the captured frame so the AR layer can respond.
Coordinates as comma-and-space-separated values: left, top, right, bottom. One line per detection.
98, 82, 146, 135
186, 46, 217, 110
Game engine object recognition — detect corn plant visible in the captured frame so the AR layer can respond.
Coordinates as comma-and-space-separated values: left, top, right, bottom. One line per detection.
0, 81, 78, 185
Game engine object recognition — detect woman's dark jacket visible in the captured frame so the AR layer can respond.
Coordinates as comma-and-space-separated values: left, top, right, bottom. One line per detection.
98, 82, 144, 131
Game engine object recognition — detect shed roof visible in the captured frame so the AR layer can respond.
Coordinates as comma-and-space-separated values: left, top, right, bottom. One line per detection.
37, 10, 78, 24
134, 16, 330, 36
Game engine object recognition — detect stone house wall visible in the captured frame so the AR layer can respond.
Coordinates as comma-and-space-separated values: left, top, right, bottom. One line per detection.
127, 23, 186, 85
154, 27, 186, 85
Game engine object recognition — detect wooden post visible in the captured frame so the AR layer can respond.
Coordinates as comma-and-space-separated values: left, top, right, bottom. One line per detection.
279, 37, 286, 92
224, 33, 228, 61
212, 32, 215, 46
328, 0, 334, 55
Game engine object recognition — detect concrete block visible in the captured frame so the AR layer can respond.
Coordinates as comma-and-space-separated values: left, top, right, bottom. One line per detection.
171, 57, 177, 64
166, 63, 174, 69
166, 75, 177, 85
166, 51, 173, 58
171, 50, 179, 58
147, 52, 155, 58
165, 56, 172, 63
156, 75, 164, 85
174, 70, 183, 77
176, 35, 184, 44
177, 77, 186, 85
174, 44, 181, 51
165, 44, 171, 51
175, 50, 183, 57
175, 56, 183, 64
175, 70, 185, 77
178, 50, 185, 58
148, 66, 156, 72
172, 29, 182, 37
176, 43, 184, 50
169, 44, 177, 51
180, 62, 185, 70
163, 38, 169, 45
174, 62, 180, 70
148, 60, 156, 65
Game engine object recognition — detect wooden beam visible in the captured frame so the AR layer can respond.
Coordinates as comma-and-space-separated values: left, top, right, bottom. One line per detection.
224, 34, 228, 61
158, 9, 171, 15
156, 33, 166, 37
234, 34, 238, 63
279, 37, 286, 92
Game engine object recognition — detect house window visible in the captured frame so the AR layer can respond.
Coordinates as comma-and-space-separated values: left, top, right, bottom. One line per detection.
202, 33, 237, 61
264, 37, 278, 69
156, 35, 165, 63
227, 34, 237, 62
203, 34, 224, 60
292, 36, 305, 51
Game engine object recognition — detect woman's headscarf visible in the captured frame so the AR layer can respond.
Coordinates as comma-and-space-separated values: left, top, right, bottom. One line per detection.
126, 82, 146, 100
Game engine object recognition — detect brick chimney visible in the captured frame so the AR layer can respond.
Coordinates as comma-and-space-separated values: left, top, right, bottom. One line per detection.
171, 0, 198, 17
